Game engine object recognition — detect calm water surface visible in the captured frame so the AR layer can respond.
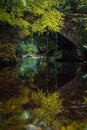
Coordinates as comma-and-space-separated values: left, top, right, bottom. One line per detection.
0, 57, 87, 130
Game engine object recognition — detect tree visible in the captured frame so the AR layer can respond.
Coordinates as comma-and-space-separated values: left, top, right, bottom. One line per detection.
57, 0, 87, 13
0, 0, 63, 35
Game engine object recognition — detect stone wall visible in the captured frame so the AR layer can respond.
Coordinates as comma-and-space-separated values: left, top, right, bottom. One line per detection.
60, 14, 83, 58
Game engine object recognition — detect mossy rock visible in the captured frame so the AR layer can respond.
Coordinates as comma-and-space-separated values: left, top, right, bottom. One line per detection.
0, 43, 17, 65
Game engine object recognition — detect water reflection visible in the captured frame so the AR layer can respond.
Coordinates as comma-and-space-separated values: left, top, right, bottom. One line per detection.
0, 88, 29, 130
17, 58, 86, 88
0, 87, 87, 130
0, 58, 87, 129
17, 57, 47, 81
16, 57, 48, 89
0, 88, 62, 130
17, 57, 77, 91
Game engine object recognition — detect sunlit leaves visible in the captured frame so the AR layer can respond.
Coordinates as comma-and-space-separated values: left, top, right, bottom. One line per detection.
0, 0, 64, 35
32, 9, 63, 33
0, 9, 30, 35
26, 0, 58, 15
26, 0, 64, 33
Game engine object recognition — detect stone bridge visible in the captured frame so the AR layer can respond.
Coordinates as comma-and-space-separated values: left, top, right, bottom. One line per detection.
58, 13, 87, 59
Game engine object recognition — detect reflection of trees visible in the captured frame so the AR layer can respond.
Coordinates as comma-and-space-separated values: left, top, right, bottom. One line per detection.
61, 87, 87, 130
0, 67, 21, 100
17, 57, 39, 79
0, 43, 17, 64
0, 87, 87, 130
1, 62, 87, 130
0, 66, 28, 101
0, 88, 29, 130
17, 57, 63, 91
0, 67, 16, 84
17, 57, 47, 88
0, 88, 62, 130
57, 63, 87, 124
61, 120, 87, 130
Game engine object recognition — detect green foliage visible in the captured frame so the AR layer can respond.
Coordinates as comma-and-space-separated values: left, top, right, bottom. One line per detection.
0, 9, 29, 35
16, 37, 38, 57
57, 0, 87, 13
0, 0, 27, 10
56, 0, 80, 13
32, 9, 63, 33
0, 0, 63, 35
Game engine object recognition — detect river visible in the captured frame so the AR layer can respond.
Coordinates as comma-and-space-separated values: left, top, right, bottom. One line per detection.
0, 57, 87, 130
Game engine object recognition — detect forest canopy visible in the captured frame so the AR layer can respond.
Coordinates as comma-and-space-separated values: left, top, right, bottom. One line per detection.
1, 0, 87, 35
0, 0, 63, 35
